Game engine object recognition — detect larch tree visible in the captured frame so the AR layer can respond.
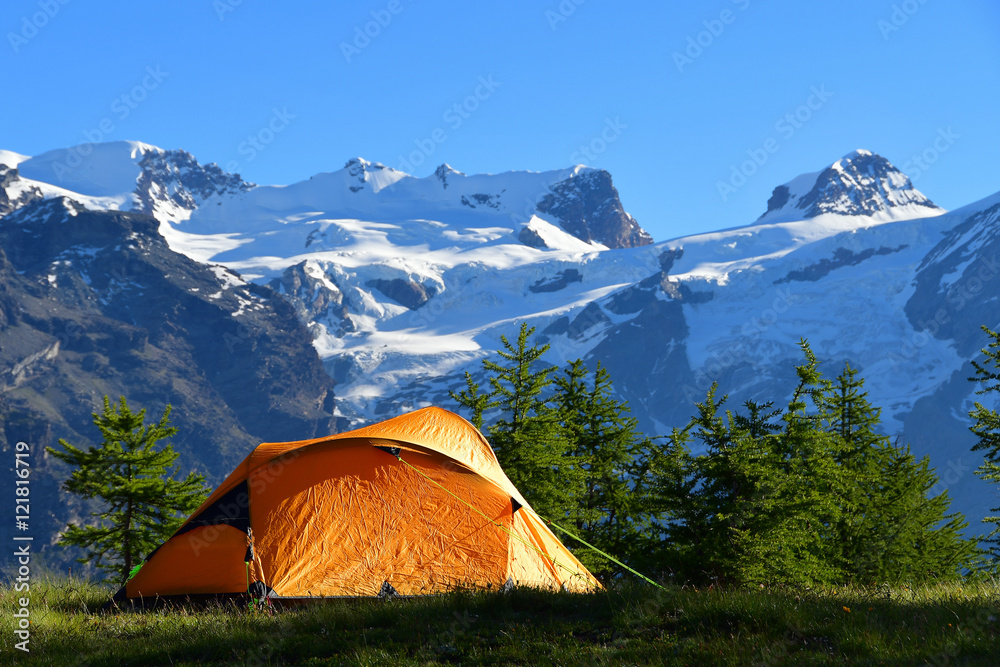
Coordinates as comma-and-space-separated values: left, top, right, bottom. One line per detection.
554, 359, 646, 574
479, 323, 577, 521
968, 325, 1000, 566
46, 396, 209, 584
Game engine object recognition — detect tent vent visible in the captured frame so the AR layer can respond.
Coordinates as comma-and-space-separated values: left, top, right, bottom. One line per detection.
374, 445, 402, 458
175, 480, 251, 537
377, 580, 399, 600
511, 497, 523, 514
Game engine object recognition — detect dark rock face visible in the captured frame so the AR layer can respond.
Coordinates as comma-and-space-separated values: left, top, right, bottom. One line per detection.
603, 250, 712, 314
0, 165, 43, 217
461, 193, 501, 210
585, 293, 695, 432
536, 169, 653, 248
518, 226, 548, 249
567, 302, 611, 339
898, 202, 1000, 521
366, 277, 435, 310
344, 158, 388, 192
270, 262, 355, 335
775, 245, 909, 284
542, 302, 611, 341
760, 152, 940, 220
0, 199, 340, 565
761, 185, 792, 217
529, 269, 583, 294
434, 164, 461, 188
134, 149, 252, 215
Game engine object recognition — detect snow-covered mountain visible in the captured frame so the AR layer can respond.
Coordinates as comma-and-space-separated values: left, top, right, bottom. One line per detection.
757, 149, 941, 223
2, 141, 996, 535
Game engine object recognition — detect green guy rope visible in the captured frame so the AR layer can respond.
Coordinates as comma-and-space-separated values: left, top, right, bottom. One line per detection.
393, 454, 581, 581
544, 519, 666, 591
393, 451, 663, 590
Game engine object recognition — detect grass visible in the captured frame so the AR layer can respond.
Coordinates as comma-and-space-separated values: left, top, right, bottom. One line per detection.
2, 575, 999, 665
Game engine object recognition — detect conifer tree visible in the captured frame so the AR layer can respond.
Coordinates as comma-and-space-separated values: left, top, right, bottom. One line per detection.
659, 386, 791, 583
650, 340, 976, 585
820, 362, 974, 582
633, 426, 692, 575
753, 341, 845, 585
820, 362, 895, 579
554, 360, 645, 573
46, 396, 209, 583
449, 371, 494, 432
968, 325, 1000, 566
480, 323, 576, 520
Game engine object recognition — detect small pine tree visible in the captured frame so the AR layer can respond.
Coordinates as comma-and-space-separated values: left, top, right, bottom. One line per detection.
634, 425, 694, 577
449, 371, 494, 432
554, 360, 645, 574
820, 362, 897, 580
46, 396, 209, 583
658, 385, 794, 584
821, 362, 975, 582
482, 323, 576, 520
651, 340, 976, 586
864, 444, 975, 581
969, 325, 1000, 566
756, 341, 847, 585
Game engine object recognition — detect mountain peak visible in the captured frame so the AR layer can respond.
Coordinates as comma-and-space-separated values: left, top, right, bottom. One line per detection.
758, 150, 942, 223
433, 163, 464, 189
340, 157, 406, 194
133, 148, 253, 219
838, 148, 874, 161
344, 157, 378, 169
536, 168, 653, 248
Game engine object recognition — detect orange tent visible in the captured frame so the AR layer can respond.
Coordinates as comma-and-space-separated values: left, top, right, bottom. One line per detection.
115, 407, 600, 602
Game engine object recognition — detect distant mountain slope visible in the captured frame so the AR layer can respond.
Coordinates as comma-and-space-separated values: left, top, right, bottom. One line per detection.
0, 197, 339, 563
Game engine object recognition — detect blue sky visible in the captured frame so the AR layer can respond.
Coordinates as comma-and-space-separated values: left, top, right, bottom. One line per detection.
3, 0, 998, 241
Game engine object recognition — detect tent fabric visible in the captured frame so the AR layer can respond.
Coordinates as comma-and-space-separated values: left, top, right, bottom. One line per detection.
121, 407, 600, 600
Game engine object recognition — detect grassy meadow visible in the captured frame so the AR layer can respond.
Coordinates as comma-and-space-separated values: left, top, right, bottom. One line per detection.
2, 575, 999, 665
